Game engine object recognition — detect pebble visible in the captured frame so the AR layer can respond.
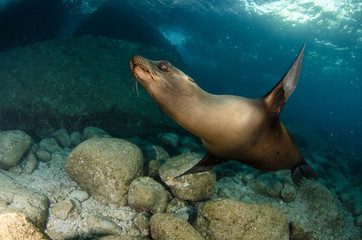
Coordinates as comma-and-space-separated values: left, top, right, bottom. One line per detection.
83, 126, 111, 139
69, 190, 90, 202
70, 131, 84, 147
52, 128, 71, 148
36, 149, 51, 162
280, 185, 297, 203
39, 137, 62, 153
22, 151, 38, 174
159, 132, 179, 149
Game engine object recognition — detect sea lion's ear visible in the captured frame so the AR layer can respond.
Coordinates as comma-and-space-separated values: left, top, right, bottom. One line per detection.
262, 44, 305, 116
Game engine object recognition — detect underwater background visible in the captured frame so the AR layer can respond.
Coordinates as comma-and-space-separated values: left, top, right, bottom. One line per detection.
0, 0, 361, 239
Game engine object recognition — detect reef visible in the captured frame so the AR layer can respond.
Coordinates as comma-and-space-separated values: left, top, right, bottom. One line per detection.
0, 35, 182, 139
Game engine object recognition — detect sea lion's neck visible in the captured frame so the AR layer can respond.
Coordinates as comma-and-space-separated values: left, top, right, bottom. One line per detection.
154, 85, 217, 138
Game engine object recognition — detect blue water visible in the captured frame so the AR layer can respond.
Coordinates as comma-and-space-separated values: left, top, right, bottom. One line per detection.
0, 1, 361, 237
0, 0, 360, 149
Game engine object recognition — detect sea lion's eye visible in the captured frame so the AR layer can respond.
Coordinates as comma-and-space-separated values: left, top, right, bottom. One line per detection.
188, 77, 195, 83
158, 61, 169, 71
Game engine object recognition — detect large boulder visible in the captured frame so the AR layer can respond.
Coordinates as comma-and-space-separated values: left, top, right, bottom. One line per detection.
0, 172, 50, 229
0, 130, 32, 170
159, 152, 216, 201
194, 198, 289, 240
0, 212, 51, 240
0, 35, 181, 138
65, 137, 144, 206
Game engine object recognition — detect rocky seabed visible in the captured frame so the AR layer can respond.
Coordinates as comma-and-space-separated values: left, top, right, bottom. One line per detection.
0, 126, 360, 240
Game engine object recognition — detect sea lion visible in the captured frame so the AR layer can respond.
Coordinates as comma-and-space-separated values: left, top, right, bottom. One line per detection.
130, 44, 317, 185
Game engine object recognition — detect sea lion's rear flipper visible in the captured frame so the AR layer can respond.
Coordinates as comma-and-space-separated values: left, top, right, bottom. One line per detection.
263, 44, 305, 115
176, 152, 225, 178
291, 159, 318, 186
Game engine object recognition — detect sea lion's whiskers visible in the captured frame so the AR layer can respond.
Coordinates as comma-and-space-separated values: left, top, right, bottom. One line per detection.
149, 69, 175, 90
128, 71, 140, 96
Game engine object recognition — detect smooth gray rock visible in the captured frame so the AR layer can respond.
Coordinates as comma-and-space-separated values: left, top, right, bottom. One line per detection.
83, 126, 111, 139
66, 138, 144, 206
0, 130, 31, 170
39, 137, 62, 153
159, 133, 179, 149
52, 128, 71, 148
36, 149, 51, 162
70, 131, 84, 147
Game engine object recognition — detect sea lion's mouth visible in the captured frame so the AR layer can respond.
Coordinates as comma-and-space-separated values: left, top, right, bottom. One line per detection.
130, 56, 152, 82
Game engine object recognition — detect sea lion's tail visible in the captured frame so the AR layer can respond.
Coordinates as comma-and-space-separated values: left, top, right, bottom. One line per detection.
291, 159, 318, 186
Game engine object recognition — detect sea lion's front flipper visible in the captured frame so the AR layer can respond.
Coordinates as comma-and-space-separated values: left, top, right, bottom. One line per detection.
291, 159, 318, 186
263, 44, 305, 115
176, 152, 225, 178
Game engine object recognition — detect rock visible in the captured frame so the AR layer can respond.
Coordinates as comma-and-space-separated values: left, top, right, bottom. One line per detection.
298, 181, 344, 231
36, 149, 51, 162
179, 136, 200, 151
66, 138, 144, 206
52, 128, 71, 148
159, 133, 179, 149
143, 145, 170, 161
70, 131, 84, 147
280, 185, 297, 203
106, 209, 138, 222
83, 126, 111, 139
194, 198, 289, 240
150, 213, 204, 240
165, 198, 191, 220
22, 151, 38, 174
0, 36, 180, 139
159, 152, 216, 201
0, 212, 51, 240
86, 214, 124, 236
289, 222, 314, 240
147, 160, 161, 178
248, 173, 283, 198
133, 212, 152, 236
242, 172, 257, 183
0, 172, 49, 229
69, 190, 90, 202
128, 177, 169, 213
96, 236, 149, 240
0, 130, 32, 170
51, 151, 68, 163
8, 164, 23, 174
355, 214, 362, 227
39, 137, 62, 153
50, 199, 80, 220
165, 198, 189, 215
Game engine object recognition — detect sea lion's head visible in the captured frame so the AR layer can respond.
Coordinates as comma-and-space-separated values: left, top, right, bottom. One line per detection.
130, 56, 196, 98
130, 55, 211, 130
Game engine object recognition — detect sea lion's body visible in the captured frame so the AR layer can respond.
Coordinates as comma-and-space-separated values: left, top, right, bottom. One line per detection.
130, 45, 317, 184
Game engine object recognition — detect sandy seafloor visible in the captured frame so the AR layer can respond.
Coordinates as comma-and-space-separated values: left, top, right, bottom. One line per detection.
0, 125, 361, 240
